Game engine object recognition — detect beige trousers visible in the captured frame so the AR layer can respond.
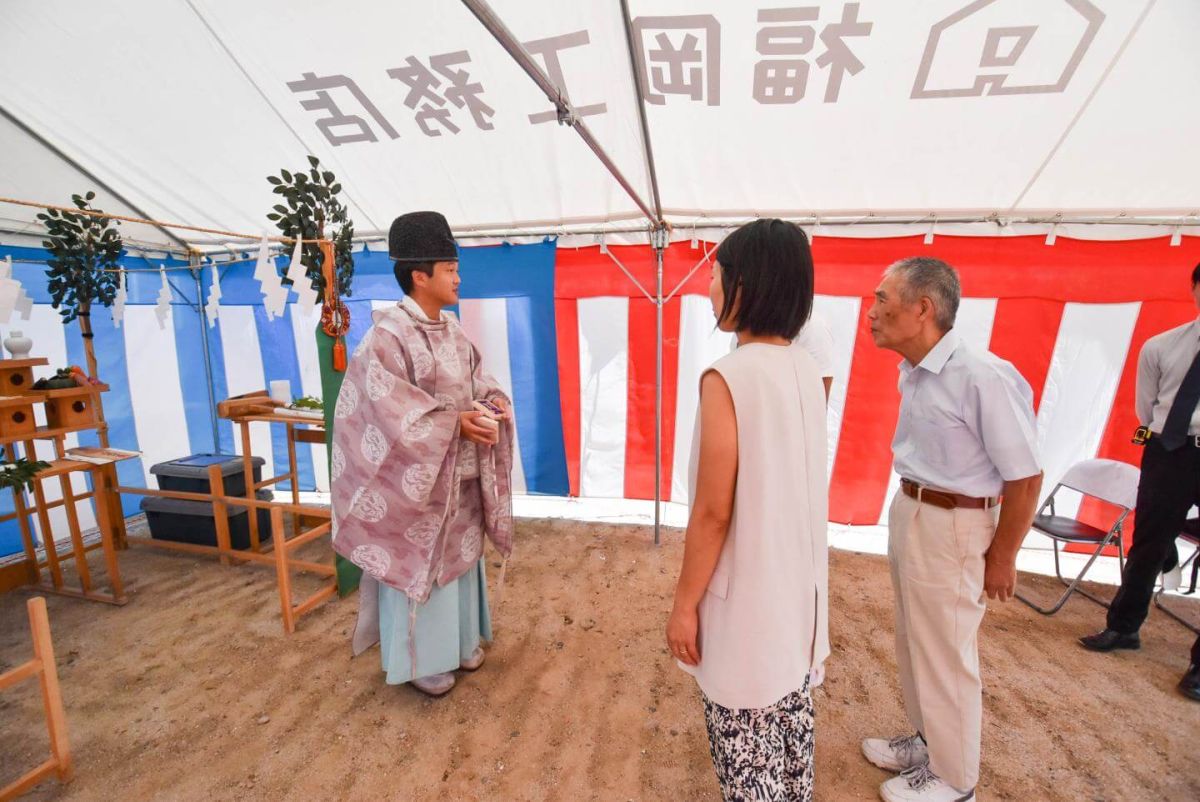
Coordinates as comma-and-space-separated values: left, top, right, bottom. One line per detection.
887, 490, 999, 792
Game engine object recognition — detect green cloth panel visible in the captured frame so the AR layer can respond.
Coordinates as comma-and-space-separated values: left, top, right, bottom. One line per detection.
317, 324, 362, 597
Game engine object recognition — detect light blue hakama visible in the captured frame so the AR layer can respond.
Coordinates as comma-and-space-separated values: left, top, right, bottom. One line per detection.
378, 557, 491, 684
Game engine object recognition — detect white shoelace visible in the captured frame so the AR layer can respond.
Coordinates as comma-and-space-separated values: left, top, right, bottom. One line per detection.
901, 763, 938, 791
888, 734, 926, 765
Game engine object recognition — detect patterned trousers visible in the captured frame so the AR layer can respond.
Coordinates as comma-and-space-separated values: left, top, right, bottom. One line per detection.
702, 680, 814, 802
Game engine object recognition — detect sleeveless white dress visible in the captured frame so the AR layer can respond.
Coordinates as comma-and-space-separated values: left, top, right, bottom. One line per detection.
679, 342, 830, 710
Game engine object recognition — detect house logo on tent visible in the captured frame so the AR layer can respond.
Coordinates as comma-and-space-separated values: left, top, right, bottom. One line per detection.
911, 0, 1105, 99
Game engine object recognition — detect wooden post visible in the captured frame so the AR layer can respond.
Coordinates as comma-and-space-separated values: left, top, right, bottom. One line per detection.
0, 598, 72, 799
239, 421, 261, 552
13, 491, 39, 584
5, 443, 39, 585
208, 464, 233, 566
28, 597, 72, 782
89, 466, 126, 603
271, 506, 295, 634
100, 463, 126, 550
286, 422, 300, 538
54, 470, 92, 593
29, 480, 64, 590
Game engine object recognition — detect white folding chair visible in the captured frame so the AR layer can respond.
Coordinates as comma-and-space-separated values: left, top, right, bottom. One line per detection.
1016, 458, 1139, 615
1154, 518, 1200, 634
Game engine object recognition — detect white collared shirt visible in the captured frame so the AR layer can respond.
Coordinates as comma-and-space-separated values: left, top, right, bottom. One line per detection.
892, 331, 1040, 498
1137, 318, 1200, 436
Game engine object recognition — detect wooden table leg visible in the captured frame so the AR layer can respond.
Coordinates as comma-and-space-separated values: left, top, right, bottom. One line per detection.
90, 467, 126, 603
6, 439, 40, 583
101, 463, 128, 550
286, 423, 300, 539
55, 471, 92, 593
239, 421, 261, 552
6, 444, 40, 586
13, 484, 40, 585
270, 506, 295, 634
92, 420, 125, 549
29, 479, 64, 590
207, 464, 233, 566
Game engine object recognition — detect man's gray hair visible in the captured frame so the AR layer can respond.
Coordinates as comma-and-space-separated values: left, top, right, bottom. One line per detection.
884, 257, 961, 331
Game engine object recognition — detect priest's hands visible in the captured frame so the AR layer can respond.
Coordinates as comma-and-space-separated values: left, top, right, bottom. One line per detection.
460, 411, 500, 445
490, 396, 512, 420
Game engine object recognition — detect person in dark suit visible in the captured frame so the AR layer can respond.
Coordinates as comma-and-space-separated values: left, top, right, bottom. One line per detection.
1080, 263, 1200, 702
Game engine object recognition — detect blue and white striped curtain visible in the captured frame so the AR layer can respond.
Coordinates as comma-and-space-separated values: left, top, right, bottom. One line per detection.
0, 241, 568, 557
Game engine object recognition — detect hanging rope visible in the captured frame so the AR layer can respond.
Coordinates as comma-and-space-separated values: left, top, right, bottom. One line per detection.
0, 196, 325, 246
9, 251, 298, 274
319, 238, 350, 372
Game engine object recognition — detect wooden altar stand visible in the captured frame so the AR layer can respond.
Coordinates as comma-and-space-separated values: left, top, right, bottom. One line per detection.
215, 391, 328, 554
119, 461, 336, 634
117, 388, 333, 634
0, 357, 130, 605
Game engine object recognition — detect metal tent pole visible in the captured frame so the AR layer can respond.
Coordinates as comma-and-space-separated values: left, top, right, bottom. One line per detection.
459, 0, 658, 224
190, 253, 221, 453
619, 0, 670, 545
462, 0, 677, 543
619, 0, 664, 222
652, 227, 667, 545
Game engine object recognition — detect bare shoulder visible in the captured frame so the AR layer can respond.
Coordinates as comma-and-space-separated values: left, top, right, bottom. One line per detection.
700, 366, 732, 399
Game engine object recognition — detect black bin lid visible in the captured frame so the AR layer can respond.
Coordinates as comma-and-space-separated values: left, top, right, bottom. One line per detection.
150, 453, 265, 479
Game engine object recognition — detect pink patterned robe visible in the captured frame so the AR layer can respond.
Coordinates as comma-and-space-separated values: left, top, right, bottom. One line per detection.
331, 299, 513, 650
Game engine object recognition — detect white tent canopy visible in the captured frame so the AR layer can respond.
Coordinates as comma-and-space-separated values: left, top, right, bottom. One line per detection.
2, 0, 1197, 252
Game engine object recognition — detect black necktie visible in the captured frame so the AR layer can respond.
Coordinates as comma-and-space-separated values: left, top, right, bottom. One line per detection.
1160, 345, 1200, 451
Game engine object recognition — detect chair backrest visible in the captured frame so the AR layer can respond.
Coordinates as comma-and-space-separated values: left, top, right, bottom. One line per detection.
1057, 458, 1140, 510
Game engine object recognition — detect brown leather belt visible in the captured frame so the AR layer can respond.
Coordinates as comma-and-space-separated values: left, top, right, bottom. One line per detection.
900, 478, 998, 510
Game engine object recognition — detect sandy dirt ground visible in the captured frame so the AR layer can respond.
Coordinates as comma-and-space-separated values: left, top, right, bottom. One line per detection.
1, 517, 1197, 801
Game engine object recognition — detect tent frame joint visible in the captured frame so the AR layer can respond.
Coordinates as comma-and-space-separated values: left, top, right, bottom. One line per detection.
650, 225, 670, 253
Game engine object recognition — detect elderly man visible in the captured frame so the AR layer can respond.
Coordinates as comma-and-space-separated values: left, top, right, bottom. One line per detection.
1080, 263, 1200, 702
860, 257, 1043, 802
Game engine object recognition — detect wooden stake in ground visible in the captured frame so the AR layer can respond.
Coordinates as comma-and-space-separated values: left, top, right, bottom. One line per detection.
0, 596, 73, 800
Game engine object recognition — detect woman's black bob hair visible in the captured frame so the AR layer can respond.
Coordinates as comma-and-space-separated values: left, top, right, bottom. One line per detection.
714, 218, 814, 340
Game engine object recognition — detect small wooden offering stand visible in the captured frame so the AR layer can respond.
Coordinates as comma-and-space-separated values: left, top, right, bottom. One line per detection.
119, 462, 336, 634
0, 597, 73, 800
0, 358, 130, 605
118, 390, 334, 634
217, 390, 328, 545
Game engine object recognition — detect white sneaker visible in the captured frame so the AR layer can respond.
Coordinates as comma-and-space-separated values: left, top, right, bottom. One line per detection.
862, 733, 929, 772
880, 765, 974, 802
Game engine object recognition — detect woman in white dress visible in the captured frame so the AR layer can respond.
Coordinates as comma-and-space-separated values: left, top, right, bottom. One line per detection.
667, 219, 829, 801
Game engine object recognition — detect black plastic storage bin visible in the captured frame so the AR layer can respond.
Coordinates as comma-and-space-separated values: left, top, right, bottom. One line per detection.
150, 453, 265, 497
141, 490, 274, 550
